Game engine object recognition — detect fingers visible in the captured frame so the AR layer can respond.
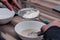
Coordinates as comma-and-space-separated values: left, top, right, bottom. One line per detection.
1, 0, 22, 10
12, 0, 22, 9
1, 0, 13, 11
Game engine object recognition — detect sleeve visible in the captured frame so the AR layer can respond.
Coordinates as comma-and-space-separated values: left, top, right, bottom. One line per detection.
0, 32, 5, 40
43, 26, 60, 40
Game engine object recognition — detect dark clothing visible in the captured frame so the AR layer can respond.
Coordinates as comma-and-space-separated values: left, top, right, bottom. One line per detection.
0, 32, 5, 40
44, 26, 60, 40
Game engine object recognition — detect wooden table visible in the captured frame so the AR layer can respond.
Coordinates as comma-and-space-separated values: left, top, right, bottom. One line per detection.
0, 13, 59, 40
0, 13, 60, 40
0, 15, 45, 40
27, 0, 60, 21
0, 23, 22, 40
0, 16, 23, 40
0, 0, 60, 40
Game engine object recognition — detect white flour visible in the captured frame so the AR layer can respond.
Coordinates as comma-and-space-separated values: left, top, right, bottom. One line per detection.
23, 10, 39, 19
21, 29, 38, 38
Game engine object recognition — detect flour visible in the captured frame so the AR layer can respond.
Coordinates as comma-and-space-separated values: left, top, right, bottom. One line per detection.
23, 10, 39, 19
21, 28, 38, 38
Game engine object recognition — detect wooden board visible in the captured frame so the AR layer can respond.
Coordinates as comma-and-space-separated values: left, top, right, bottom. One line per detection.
44, 0, 60, 5
0, 23, 22, 40
30, 0, 59, 9
0, 16, 44, 40
0, 0, 60, 40
0, 16, 23, 40
27, 0, 60, 21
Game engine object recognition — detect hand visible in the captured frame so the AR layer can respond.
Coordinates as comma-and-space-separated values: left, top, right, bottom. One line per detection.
41, 20, 60, 32
1, 0, 22, 10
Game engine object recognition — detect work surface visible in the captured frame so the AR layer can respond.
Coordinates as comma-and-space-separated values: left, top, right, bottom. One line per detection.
0, 22, 22, 40
0, 0, 60, 40
0, 15, 44, 40
0, 11, 60, 40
